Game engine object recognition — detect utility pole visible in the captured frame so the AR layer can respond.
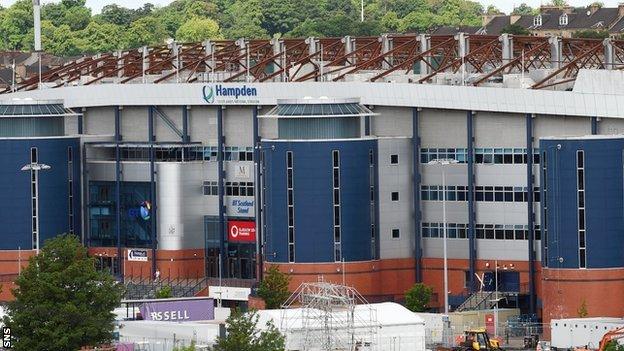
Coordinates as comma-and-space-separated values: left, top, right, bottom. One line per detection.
361, 0, 364, 22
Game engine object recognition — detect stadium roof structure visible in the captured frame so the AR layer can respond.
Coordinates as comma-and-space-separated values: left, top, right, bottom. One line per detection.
3, 34, 624, 93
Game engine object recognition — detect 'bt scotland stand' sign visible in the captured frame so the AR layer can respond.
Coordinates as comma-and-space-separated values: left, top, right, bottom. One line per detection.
203, 84, 259, 104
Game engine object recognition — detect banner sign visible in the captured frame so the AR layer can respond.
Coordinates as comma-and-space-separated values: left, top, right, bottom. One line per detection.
209, 286, 251, 301
127, 249, 148, 262
227, 220, 256, 242
139, 299, 215, 322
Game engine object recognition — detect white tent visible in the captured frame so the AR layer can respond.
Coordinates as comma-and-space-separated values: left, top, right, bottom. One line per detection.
257, 302, 426, 351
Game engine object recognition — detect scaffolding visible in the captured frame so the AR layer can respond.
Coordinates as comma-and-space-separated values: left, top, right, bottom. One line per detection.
280, 278, 379, 351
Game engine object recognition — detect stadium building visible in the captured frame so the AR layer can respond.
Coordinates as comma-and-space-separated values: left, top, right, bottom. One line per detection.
1, 34, 624, 323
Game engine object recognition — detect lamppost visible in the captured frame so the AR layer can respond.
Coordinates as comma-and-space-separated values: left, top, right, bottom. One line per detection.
428, 158, 459, 314
21, 162, 51, 255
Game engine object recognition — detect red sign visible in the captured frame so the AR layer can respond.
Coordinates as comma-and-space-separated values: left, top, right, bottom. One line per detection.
485, 313, 495, 335
228, 221, 256, 243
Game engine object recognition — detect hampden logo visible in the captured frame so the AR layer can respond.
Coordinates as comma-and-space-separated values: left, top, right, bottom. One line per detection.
203, 84, 258, 104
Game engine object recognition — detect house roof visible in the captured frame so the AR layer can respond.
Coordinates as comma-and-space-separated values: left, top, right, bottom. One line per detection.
481, 16, 511, 35
491, 7, 621, 32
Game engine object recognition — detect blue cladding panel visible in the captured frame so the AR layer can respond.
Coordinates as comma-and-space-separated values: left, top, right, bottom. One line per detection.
0, 138, 81, 249
541, 138, 624, 268
262, 139, 377, 263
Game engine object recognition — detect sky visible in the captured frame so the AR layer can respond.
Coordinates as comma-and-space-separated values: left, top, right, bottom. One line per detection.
1, 0, 623, 14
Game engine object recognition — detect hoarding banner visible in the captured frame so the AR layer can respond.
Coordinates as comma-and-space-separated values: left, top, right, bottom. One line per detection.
139, 299, 215, 322
228, 220, 256, 242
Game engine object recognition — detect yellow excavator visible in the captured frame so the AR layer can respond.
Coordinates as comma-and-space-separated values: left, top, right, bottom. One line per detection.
456, 329, 503, 351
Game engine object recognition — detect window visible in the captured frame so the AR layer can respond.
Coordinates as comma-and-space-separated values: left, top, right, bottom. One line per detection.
392, 229, 400, 239
542, 151, 548, 267
390, 154, 399, 164
391, 191, 399, 201
287, 151, 295, 263
577, 150, 586, 268
30, 147, 39, 251
534, 15, 542, 27
559, 13, 568, 26
369, 149, 376, 259
332, 150, 341, 262
68, 147, 74, 234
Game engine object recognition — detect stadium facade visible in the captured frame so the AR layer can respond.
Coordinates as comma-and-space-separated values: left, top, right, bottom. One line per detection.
1, 34, 624, 323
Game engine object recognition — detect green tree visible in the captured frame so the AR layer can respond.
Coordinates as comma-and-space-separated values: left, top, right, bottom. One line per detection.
257, 266, 290, 309
76, 21, 125, 54
125, 16, 168, 48
501, 23, 531, 35
577, 298, 588, 317
549, 0, 569, 7
512, 3, 536, 15
573, 30, 609, 39
213, 310, 285, 351
0, 0, 33, 50
486, 5, 503, 15
173, 341, 197, 351
2, 234, 124, 351
404, 283, 433, 312
63, 6, 91, 31
222, 0, 268, 39
176, 17, 220, 42
155, 285, 173, 298
604, 340, 624, 351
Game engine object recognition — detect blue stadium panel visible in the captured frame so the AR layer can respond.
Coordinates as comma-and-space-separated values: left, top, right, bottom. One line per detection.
541, 137, 624, 269
262, 139, 377, 263
0, 137, 81, 250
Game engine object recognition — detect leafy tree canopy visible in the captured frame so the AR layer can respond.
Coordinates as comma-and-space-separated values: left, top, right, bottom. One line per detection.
212, 309, 285, 351
405, 283, 433, 312
257, 266, 291, 309
0, 0, 488, 56
2, 234, 124, 351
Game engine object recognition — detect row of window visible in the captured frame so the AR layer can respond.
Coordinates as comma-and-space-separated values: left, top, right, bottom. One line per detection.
369, 149, 377, 259
116, 146, 254, 162
332, 150, 342, 262
421, 185, 540, 202
542, 151, 549, 267
577, 150, 587, 269
203, 181, 255, 196
420, 148, 541, 165
68, 147, 75, 234
422, 222, 542, 241
287, 151, 295, 263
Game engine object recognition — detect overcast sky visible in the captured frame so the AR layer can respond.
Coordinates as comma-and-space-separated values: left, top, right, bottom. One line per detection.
2, 0, 623, 14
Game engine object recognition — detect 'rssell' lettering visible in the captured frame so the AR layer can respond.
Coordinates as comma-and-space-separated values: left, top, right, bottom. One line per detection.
215, 85, 257, 99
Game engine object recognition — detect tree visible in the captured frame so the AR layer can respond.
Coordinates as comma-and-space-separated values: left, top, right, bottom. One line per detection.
501, 23, 530, 35
221, 0, 268, 39
176, 18, 220, 42
486, 5, 503, 15
404, 283, 433, 312
155, 285, 173, 298
125, 16, 168, 48
76, 21, 125, 54
63, 6, 91, 31
512, 3, 536, 15
2, 234, 124, 351
257, 266, 290, 309
573, 30, 609, 39
212, 309, 285, 351
604, 340, 624, 351
549, 0, 569, 7
577, 298, 588, 317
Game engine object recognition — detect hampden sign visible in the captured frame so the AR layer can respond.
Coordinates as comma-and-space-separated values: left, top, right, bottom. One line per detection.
202, 84, 260, 104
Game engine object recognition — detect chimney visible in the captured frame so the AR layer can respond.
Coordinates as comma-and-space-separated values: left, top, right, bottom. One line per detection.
510, 15, 521, 25
32, 0, 41, 51
588, 3, 600, 15
619, 3, 624, 17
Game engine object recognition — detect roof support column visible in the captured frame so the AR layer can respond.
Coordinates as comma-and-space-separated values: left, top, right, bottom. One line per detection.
342, 36, 355, 65
253, 105, 262, 281
217, 106, 226, 277
412, 107, 422, 283
204, 40, 216, 82
418, 34, 431, 75
526, 113, 536, 314
380, 34, 393, 69
467, 110, 476, 292
549, 36, 562, 70
142, 46, 149, 83
500, 33, 514, 66
270, 38, 285, 82
114, 106, 123, 281
148, 106, 158, 279
603, 38, 614, 70
170, 41, 180, 83
591, 117, 598, 135
236, 38, 249, 81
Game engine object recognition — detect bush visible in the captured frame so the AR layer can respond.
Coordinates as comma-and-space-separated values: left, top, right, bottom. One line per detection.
405, 283, 433, 312
156, 285, 173, 298
257, 266, 291, 309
